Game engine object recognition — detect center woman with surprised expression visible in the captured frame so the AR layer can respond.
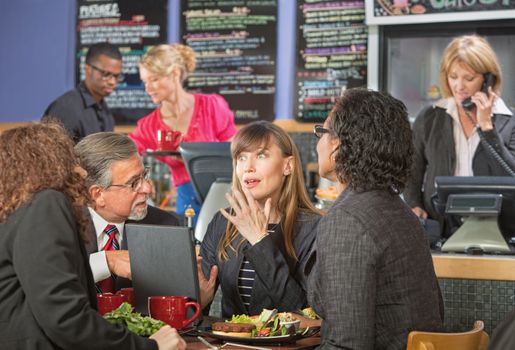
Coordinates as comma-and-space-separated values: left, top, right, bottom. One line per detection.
198, 121, 321, 318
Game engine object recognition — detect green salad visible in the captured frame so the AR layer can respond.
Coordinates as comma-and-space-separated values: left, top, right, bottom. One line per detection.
103, 302, 166, 336
227, 309, 297, 337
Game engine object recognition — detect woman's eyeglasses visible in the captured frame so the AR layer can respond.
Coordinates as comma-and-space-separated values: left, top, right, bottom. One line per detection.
313, 125, 330, 139
89, 63, 125, 83
107, 167, 151, 192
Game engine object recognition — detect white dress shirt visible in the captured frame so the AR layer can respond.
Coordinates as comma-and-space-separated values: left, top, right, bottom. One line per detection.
88, 207, 125, 283
447, 99, 480, 176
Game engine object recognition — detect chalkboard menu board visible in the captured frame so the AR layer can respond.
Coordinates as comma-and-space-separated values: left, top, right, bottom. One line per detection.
367, 0, 515, 24
295, 1, 368, 123
76, 0, 167, 124
181, 0, 278, 124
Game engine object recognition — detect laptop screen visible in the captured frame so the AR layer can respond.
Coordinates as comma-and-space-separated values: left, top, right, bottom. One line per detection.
126, 224, 200, 315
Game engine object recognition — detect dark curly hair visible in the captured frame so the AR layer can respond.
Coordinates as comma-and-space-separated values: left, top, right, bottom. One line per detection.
329, 88, 413, 193
0, 121, 90, 241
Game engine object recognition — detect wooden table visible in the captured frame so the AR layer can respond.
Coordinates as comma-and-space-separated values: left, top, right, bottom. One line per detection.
185, 335, 320, 350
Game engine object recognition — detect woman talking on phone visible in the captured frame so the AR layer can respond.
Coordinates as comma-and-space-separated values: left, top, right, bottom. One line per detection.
404, 35, 515, 230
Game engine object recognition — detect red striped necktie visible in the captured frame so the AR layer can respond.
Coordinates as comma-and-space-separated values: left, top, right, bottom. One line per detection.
97, 224, 120, 293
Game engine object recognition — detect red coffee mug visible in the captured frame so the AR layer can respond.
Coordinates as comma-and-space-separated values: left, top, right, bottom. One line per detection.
156, 129, 182, 151
116, 288, 135, 306
97, 293, 127, 315
148, 296, 200, 329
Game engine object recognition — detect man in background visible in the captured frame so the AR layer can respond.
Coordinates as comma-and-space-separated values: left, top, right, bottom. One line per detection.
75, 132, 179, 292
44, 42, 123, 142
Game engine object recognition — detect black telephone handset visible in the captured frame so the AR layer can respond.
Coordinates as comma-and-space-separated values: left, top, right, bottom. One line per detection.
462, 72, 515, 176
462, 73, 496, 111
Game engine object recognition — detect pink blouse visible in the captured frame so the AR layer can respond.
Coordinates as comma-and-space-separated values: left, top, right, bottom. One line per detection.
129, 93, 237, 186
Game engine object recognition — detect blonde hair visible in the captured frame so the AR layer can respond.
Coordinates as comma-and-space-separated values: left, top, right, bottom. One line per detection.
139, 44, 196, 82
217, 121, 320, 261
439, 35, 502, 97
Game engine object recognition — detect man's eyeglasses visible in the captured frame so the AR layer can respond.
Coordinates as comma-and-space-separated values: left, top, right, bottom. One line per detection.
107, 167, 151, 192
89, 63, 125, 83
314, 125, 331, 139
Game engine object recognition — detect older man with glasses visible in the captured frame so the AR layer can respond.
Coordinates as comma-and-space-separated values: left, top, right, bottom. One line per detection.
43, 42, 123, 143
75, 132, 180, 293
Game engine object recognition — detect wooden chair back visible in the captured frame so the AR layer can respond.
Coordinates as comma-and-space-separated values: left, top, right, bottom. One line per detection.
406, 320, 489, 350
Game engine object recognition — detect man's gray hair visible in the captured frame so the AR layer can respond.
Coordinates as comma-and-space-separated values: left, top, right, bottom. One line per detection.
75, 132, 138, 188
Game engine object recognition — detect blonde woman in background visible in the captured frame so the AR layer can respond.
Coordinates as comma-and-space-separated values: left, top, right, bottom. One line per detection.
129, 44, 237, 216
404, 35, 515, 233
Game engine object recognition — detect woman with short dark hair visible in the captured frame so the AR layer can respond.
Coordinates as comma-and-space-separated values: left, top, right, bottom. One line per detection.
308, 88, 443, 349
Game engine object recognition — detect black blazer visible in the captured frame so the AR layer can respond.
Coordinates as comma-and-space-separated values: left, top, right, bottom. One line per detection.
85, 205, 180, 290
201, 211, 321, 318
404, 104, 515, 221
0, 190, 157, 349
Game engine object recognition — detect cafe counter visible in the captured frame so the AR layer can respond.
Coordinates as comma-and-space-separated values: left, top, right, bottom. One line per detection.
432, 253, 515, 334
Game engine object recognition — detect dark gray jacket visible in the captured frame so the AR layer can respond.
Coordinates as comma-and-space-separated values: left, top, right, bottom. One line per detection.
307, 188, 443, 350
404, 103, 515, 221
201, 211, 321, 318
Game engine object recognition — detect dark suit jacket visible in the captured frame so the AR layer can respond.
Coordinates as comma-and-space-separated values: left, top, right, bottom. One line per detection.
201, 211, 321, 318
85, 205, 180, 290
0, 189, 157, 349
404, 104, 515, 221
307, 189, 443, 350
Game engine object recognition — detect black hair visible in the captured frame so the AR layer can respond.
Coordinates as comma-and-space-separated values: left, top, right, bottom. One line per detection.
85, 42, 122, 64
329, 88, 413, 193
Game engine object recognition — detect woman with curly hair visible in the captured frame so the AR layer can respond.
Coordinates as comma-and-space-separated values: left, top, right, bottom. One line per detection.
0, 122, 185, 350
198, 121, 321, 318
307, 89, 443, 349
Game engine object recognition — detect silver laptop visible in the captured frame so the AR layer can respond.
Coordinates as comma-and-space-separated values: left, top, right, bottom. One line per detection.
125, 224, 200, 316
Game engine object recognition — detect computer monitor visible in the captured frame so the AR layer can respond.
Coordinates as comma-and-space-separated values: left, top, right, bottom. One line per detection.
433, 176, 515, 254
179, 142, 233, 204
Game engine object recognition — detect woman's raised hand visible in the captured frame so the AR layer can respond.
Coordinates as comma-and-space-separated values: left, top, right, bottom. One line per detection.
220, 186, 272, 245
472, 86, 497, 131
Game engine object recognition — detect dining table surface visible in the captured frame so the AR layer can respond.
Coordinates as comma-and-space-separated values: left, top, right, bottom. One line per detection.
184, 334, 321, 350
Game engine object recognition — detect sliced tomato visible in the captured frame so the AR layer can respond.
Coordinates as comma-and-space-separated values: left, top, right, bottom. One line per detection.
256, 328, 271, 337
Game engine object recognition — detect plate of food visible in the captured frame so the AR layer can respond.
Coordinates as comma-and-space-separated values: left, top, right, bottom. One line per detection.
198, 309, 320, 345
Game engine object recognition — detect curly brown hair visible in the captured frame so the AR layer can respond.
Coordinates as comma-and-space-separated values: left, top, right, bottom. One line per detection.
0, 121, 90, 241
329, 88, 413, 193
